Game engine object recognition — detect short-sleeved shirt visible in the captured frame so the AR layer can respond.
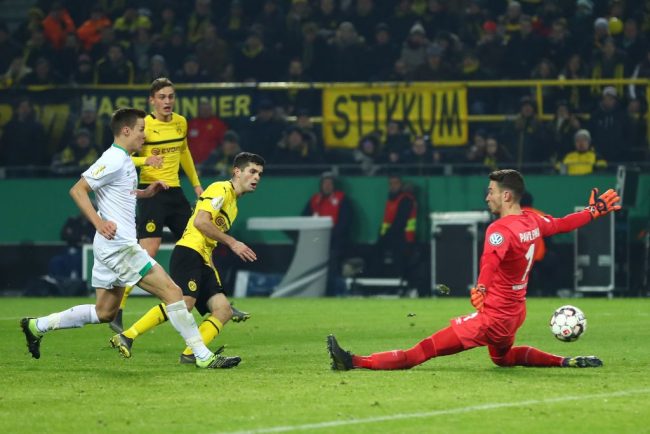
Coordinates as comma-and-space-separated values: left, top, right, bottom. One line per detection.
176, 180, 238, 265
82, 144, 138, 249
136, 112, 200, 187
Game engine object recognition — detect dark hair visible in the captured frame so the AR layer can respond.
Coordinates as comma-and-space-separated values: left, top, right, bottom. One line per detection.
110, 107, 146, 136
233, 152, 265, 170
150, 77, 174, 96
489, 169, 525, 201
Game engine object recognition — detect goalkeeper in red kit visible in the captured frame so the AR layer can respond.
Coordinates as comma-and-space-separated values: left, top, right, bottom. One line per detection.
328, 169, 621, 370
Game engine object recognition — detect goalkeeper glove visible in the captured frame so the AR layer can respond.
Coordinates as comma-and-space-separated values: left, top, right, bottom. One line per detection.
470, 284, 486, 312
585, 188, 621, 219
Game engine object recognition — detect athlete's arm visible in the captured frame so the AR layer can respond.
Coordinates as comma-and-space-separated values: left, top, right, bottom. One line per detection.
179, 139, 202, 196
193, 210, 256, 262
134, 180, 169, 198
69, 177, 116, 240
131, 155, 163, 168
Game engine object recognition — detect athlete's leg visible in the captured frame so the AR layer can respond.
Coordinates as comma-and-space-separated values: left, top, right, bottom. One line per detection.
136, 264, 212, 361
350, 326, 465, 370
488, 345, 564, 367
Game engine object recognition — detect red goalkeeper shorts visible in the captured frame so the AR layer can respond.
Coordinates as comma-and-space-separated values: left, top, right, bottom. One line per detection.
449, 309, 526, 350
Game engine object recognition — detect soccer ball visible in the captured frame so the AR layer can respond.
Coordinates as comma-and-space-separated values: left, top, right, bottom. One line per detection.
549, 305, 587, 342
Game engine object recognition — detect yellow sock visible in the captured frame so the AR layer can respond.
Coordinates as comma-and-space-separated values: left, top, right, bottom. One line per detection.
182, 316, 222, 356
120, 285, 134, 309
122, 303, 168, 340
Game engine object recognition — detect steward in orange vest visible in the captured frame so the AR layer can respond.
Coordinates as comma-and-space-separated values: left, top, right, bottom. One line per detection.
379, 177, 417, 244
302, 173, 352, 250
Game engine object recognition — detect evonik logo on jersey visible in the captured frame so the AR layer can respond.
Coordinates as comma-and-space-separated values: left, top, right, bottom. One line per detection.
489, 232, 504, 246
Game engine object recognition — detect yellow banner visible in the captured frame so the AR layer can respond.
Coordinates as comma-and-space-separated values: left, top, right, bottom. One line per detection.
322, 84, 468, 148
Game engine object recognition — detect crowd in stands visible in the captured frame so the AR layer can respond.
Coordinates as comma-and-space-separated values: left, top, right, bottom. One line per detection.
0, 0, 649, 175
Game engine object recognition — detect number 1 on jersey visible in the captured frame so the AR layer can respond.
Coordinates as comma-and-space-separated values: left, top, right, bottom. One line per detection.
521, 244, 535, 282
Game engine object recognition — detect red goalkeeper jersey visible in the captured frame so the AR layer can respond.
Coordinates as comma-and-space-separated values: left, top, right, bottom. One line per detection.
479, 209, 591, 317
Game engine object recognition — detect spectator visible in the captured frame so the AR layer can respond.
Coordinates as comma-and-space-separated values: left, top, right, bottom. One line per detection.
543, 18, 572, 71
201, 130, 242, 176
482, 135, 513, 172
388, 0, 418, 43
194, 23, 230, 82
382, 120, 410, 165
353, 134, 381, 176
220, 0, 249, 43
505, 15, 544, 79
42, 2, 76, 50
131, 26, 154, 80
70, 53, 94, 85
51, 128, 99, 175
66, 100, 112, 150
55, 33, 83, 81
154, 4, 181, 43
285, 0, 313, 46
241, 99, 286, 156
22, 28, 55, 69
325, 21, 368, 81
476, 20, 505, 79
502, 96, 547, 169
76, 6, 111, 52
558, 53, 592, 112
113, 6, 151, 41
272, 125, 322, 168
558, 129, 606, 175
465, 128, 488, 166
0, 98, 48, 168
400, 135, 437, 175
302, 172, 353, 296
625, 98, 649, 160
312, 0, 341, 32
457, 0, 485, 48
234, 31, 277, 82
349, 0, 379, 42
375, 175, 418, 280
89, 26, 117, 62
530, 58, 559, 112
139, 54, 169, 84
0, 56, 32, 88
588, 86, 629, 162
459, 50, 492, 114
188, 98, 229, 165
162, 26, 190, 75
590, 37, 625, 98
254, 0, 286, 49
400, 22, 429, 74
186, 0, 213, 45
547, 100, 582, 162
621, 18, 646, 74
410, 43, 453, 81
94, 43, 134, 84
0, 21, 22, 73
22, 57, 64, 85
277, 58, 316, 115
367, 22, 400, 81
174, 54, 209, 83
13, 7, 45, 44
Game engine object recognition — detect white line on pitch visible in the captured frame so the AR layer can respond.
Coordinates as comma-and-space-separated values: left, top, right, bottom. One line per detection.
217, 388, 650, 434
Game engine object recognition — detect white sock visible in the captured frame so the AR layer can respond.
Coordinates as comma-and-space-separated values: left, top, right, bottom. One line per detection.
35, 304, 100, 333
165, 300, 212, 361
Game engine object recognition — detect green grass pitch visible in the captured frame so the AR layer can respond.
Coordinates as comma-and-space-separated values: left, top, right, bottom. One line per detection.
2, 297, 650, 433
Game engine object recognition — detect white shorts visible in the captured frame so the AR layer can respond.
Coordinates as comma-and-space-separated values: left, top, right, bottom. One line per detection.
91, 243, 157, 289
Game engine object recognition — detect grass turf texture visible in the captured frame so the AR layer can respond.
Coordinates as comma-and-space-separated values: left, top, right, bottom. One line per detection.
2, 297, 649, 433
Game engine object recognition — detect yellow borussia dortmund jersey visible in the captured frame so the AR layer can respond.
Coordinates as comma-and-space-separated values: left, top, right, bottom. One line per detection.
177, 180, 238, 265
134, 112, 200, 187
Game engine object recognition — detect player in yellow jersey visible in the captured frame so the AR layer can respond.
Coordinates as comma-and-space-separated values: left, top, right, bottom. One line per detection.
110, 77, 248, 332
110, 152, 264, 364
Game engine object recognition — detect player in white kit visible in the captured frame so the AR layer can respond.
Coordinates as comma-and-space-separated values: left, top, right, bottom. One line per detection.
20, 108, 240, 369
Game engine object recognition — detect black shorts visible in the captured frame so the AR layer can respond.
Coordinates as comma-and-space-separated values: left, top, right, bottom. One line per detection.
170, 245, 223, 316
137, 186, 191, 239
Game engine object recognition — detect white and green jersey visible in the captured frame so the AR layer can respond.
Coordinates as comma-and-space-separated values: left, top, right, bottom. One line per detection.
82, 144, 138, 248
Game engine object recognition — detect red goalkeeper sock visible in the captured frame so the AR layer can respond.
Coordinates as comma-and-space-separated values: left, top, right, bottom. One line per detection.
352, 326, 464, 370
489, 345, 564, 367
